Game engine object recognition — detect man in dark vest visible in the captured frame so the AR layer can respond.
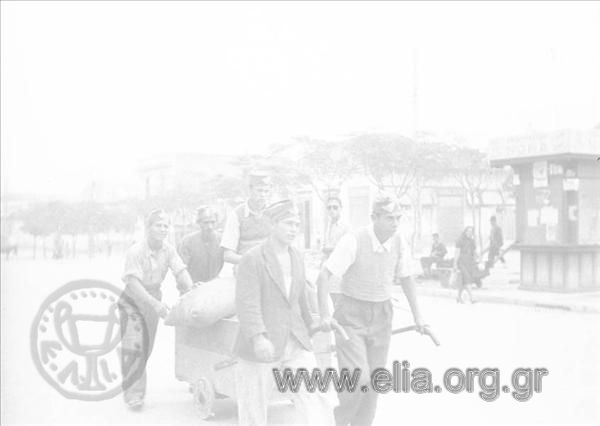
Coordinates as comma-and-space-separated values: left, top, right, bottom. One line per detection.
221, 171, 273, 265
316, 196, 426, 426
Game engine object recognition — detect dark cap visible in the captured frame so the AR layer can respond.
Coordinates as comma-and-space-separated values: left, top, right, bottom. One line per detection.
264, 199, 300, 223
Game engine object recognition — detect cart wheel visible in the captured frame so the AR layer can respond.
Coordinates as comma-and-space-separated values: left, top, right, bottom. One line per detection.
193, 377, 215, 419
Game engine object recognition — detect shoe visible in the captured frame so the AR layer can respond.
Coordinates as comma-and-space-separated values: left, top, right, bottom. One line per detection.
127, 399, 144, 411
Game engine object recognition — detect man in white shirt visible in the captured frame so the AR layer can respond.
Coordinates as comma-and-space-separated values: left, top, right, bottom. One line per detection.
321, 196, 350, 303
316, 196, 426, 426
220, 172, 273, 265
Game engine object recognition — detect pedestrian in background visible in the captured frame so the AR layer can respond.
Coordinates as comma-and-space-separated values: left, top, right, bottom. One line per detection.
453, 226, 485, 303
486, 215, 506, 271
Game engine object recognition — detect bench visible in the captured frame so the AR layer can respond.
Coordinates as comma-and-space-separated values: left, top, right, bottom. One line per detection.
431, 266, 454, 288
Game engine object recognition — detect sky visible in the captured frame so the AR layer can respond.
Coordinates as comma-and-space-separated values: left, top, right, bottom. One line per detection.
2, 1, 600, 199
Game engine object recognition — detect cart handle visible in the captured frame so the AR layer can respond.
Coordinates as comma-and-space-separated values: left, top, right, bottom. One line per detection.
391, 324, 440, 346
310, 322, 350, 342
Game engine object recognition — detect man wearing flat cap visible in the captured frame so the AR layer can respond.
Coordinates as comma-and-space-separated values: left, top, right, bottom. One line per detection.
178, 206, 224, 283
316, 196, 426, 426
234, 200, 334, 426
221, 171, 273, 265
119, 209, 195, 410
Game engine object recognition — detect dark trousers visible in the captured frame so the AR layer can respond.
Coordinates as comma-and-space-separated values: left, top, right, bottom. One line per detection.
333, 294, 393, 426
486, 246, 505, 269
420, 256, 443, 276
118, 288, 161, 403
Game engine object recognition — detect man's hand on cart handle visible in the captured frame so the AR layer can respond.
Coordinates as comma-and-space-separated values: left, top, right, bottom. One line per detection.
153, 301, 170, 319
313, 318, 350, 342
316, 316, 336, 332
414, 315, 426, 334
391, 324, 440, 346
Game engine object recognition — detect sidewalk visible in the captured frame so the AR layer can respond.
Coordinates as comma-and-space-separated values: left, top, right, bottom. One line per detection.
306, 249, 600, 314
415, 266, 600, 314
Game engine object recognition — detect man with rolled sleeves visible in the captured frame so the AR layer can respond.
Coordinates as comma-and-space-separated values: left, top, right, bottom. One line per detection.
118, 209, 195, 410
316, 196, 426, 426
234, 200, 334, 426
221, 171, 273, 265
178, 206, 224, 283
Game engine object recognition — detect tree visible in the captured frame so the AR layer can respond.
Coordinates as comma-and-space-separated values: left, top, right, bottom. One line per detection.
290, 137, 358, 203
441, 146, 504, 250
404, 141, 455, 249
20, 204, 53, 259
205, 175, 246, 202
346, 133, 419, 199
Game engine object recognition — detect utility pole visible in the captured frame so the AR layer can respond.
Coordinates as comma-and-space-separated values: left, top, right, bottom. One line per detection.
412, 48, 419, 140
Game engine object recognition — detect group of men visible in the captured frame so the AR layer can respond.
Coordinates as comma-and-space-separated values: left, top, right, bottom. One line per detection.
119, 171, 427, 426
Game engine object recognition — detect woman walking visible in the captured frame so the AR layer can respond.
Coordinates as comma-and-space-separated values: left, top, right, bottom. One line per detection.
453, 226, 484, 303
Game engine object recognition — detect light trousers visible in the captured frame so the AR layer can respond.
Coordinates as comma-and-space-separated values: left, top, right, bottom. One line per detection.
235, 336, 335, 426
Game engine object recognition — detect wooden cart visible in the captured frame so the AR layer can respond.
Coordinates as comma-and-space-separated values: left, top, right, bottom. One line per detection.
174, 316, 334, 419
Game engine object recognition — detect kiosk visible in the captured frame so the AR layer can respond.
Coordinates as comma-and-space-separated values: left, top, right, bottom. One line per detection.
490, 129, 600, 292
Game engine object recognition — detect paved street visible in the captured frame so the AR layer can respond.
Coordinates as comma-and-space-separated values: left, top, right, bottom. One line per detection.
2, 257, 599, 425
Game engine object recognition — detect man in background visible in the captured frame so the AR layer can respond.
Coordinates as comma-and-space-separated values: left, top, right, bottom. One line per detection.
178, 206, 224, 283
221, 171, 273, 265
486, 215, 505, 270
419, 232, 448, 277
321, 196, 350, 303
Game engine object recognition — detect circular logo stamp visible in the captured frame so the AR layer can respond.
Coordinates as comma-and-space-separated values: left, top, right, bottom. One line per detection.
30, 279, 149, 401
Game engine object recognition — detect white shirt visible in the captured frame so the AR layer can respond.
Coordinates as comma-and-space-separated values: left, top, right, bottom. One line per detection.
323, 219, 350, 251
276, 252, 292, 299
324, 225, 414, 280
220, 202, 264, 252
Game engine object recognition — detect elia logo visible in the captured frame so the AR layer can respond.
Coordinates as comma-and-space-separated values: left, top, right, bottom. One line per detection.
30, 280, 149, 401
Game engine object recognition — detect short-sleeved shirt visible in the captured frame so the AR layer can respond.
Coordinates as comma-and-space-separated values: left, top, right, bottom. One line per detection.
122, 240, 187, 290
322, 219, 350, 253
325, 226, 415, 281
220, 202, 269, 253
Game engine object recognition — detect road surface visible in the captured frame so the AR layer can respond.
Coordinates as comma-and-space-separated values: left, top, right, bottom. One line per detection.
2, 257, 599, 425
